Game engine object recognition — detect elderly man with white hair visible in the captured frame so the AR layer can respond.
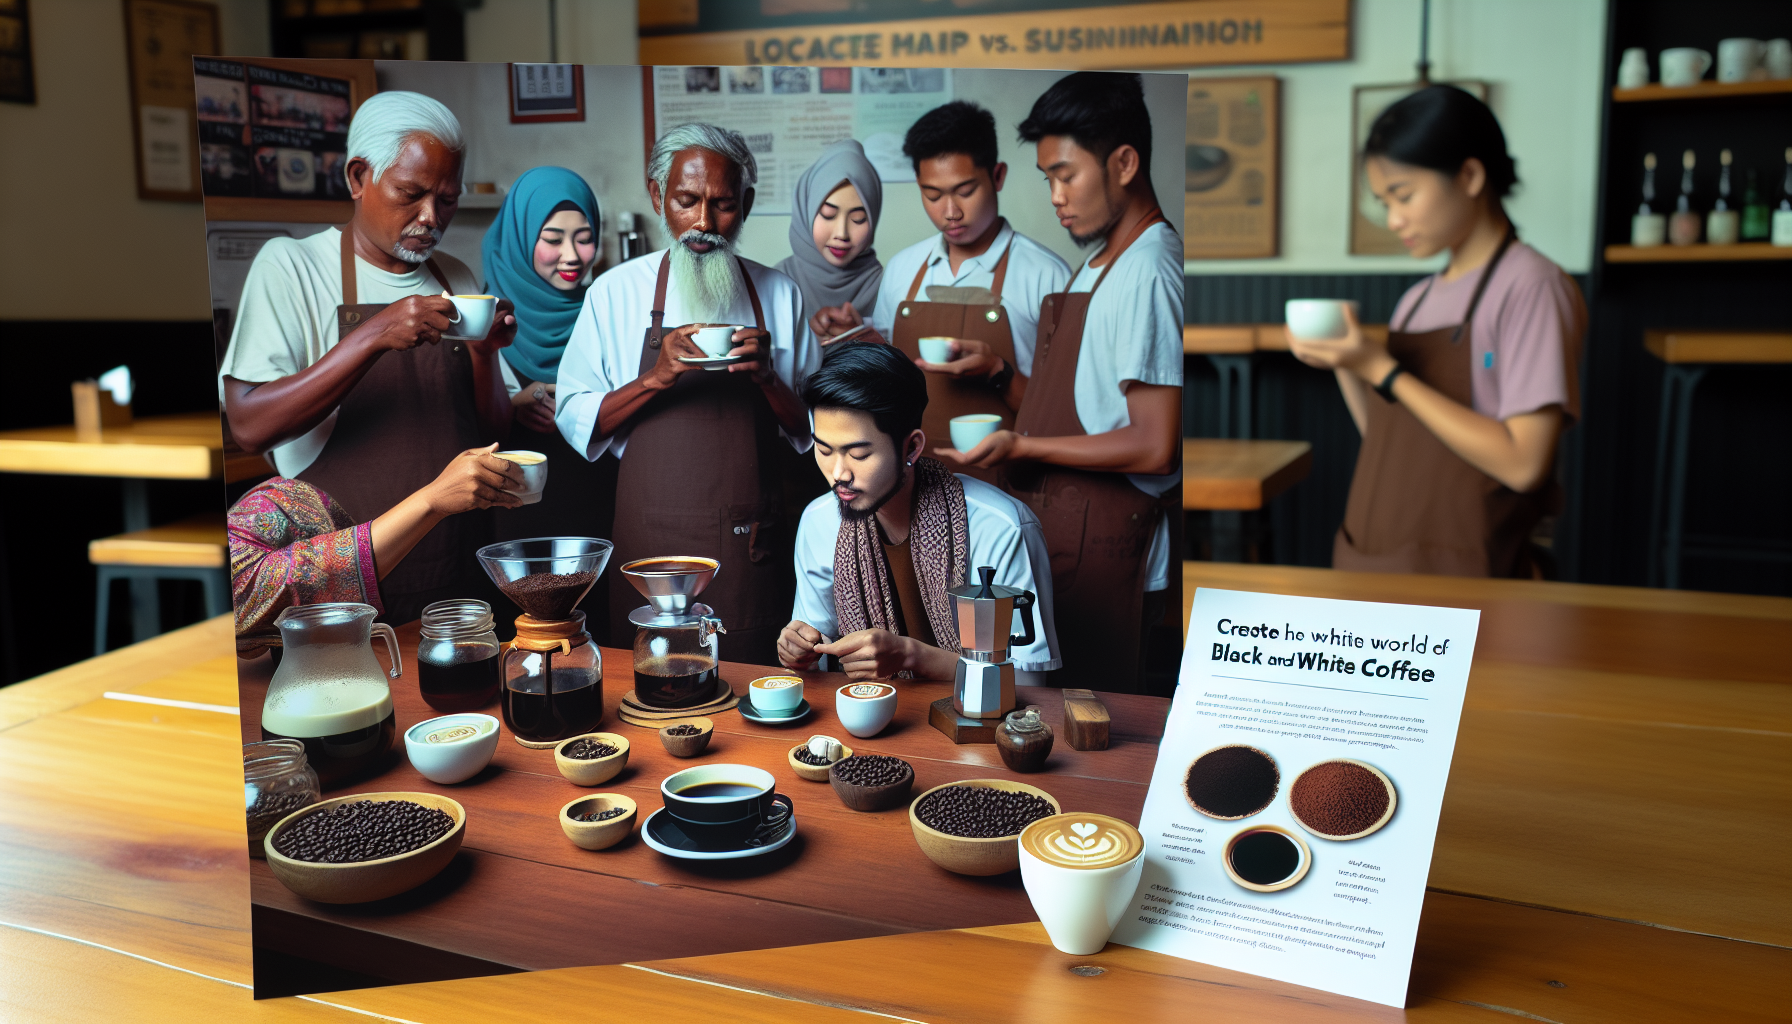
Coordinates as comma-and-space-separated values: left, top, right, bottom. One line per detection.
219, 90, 521, 624
556, 123, 818, 665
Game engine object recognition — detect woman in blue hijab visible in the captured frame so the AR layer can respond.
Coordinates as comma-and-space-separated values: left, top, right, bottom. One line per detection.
482, 167, 618, 597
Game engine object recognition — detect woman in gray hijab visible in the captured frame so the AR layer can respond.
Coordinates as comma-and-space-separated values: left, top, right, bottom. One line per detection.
779, 140, 883, 341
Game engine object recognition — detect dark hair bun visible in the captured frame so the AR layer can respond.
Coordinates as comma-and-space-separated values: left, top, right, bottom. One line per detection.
1364, 85, 1518, 199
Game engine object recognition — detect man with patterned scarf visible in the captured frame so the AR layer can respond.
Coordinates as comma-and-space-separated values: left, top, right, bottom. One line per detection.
779, 342, 1060, 682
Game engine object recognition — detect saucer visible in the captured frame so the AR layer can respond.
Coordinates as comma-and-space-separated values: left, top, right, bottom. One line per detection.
677, 354, 747, 370
640, 807, 797, 860
738, 698, 812, 726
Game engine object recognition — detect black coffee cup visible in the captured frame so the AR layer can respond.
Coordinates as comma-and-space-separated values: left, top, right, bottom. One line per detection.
660, 764, 789, 846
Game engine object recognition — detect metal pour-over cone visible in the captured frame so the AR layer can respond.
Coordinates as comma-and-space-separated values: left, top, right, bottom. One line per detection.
621, 556, 718, 618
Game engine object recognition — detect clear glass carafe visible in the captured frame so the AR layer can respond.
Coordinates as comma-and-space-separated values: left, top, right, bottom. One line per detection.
500, 611, 603, 748
262, 602, 400, 788
418, 599, 500, 712
244, 739, 320, 855
630, 602, 725, 709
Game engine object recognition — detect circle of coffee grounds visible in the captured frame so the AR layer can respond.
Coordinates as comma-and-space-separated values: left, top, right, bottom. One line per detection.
1184, 745, 1279, 818
792, 746, 833, 766
1291, 761, 1390, 837
571, 806, 628, 823
498, 570, 596, 619
562, 737, 618, 760
915, 785, 1055, 839
247, 789, 315, 837
1230, 829, 1301, 885
272, 800, 455, 863
663, 724, 701, 737
831, 754, 911, 788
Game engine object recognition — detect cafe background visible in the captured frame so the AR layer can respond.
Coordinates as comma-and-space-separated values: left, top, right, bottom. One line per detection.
2, 0, 1788, 686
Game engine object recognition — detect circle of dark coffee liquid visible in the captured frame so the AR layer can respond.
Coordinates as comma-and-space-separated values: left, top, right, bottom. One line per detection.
634, 654, 719, 708
502, 669, 602, 744
418, 652, 500, 713
1229, 830, 1301, 886
676, 782, 762, 799
262, 712, 397, 790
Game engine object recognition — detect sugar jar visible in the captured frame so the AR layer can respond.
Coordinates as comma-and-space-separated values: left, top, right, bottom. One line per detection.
244, 739, 319, 856
995, 705, 1054, 773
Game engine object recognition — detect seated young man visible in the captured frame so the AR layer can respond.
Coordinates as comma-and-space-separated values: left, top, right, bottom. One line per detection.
778, 342, 1060, 683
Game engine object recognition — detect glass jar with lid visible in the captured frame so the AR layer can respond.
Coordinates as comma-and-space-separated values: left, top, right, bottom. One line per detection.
418, 599, 501, 712
244, 739, 319, 856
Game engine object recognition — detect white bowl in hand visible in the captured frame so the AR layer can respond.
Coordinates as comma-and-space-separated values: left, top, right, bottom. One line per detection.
1284, 299, 1359, 341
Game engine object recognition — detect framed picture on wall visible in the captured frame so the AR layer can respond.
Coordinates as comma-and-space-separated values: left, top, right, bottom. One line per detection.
124, 0, 220, 201
0, 0, 34, 105
1183, 75, 1279, 260
1350, 80, 1489, 255
509, 63, 584, 123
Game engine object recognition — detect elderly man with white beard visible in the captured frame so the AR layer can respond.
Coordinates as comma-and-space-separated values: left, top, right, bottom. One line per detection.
555, 123, 819, 665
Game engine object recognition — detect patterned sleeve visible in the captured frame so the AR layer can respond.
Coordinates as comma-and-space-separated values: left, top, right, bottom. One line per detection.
228, 479, 382, 643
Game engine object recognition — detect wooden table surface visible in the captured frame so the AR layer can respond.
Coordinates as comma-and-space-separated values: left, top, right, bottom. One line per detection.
1182, 438, 1313, 510
0, 412, 225, 479
2, 565, 1788, 1021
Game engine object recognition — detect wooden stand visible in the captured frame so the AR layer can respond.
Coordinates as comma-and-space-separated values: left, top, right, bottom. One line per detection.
1061, 688, 1110, 750
71, 381, 131, 439
928, 696, 1016, 744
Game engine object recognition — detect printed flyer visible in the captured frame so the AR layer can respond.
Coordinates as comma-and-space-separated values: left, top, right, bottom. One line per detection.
1111, 588, 1480, 1008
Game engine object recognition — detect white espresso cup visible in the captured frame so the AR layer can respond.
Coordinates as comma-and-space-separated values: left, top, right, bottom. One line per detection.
1616, 47, 1650, 89
693, 325, 743, 358
834, 682, 897, 738
1767, 39, 1791, 80
1284, 299, 1359, 341
1717, 38, 1766, 83
445, 294, 498, 341
918, 336, 955, 364
1660, 47, 1712, 87
494, 450, 548, 504
949, 413, 1002, 452
1019, 812, 1147, 955
748, 674, 804, 715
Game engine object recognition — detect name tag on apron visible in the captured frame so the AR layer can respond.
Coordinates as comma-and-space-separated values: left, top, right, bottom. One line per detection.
926, 285, 997, 306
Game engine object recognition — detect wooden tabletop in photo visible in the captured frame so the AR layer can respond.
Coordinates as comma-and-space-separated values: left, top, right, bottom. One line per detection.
0, 411, 225, 479
1644, 330, 1792, 364
1182, 438, 1313, 510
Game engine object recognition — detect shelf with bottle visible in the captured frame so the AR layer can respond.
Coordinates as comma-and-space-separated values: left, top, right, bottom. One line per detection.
1617, 146, 1792, 261
1613, 79, 1792, 103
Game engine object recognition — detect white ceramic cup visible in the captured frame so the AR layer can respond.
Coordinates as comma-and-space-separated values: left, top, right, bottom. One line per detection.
1617, 47, 1650, 89
1018, 813, 1148, 955
918, 336, 955, 364
1284, 299, 1359, 341
404, 714, 500, 785
1763, 38, 1791, 80
949, 413, 1002, 452
1660, 47, 1712, 87
834, 682, 897, 738
1717, 38, 1766, 83
445, 294, 498, 341
748, 674, 805, 714
494, 450, 548, 504
693, 325, 743, 357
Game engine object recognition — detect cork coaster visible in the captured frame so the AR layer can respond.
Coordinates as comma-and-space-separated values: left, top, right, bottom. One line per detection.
619, 677, 734, 717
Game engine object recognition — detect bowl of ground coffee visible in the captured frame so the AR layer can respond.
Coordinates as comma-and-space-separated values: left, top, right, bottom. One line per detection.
1182, 743, 1280, 820
560, 793, 638, 850
908, 779, 1062, 876
262, 791, 465, 903
1288, 758, 1396, 840
554, 732, 631, 786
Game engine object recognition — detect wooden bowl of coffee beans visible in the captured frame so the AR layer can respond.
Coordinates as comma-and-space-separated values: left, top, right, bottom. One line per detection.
828, 753, 914, 811
659, 718, 714, 758
787, 737, 851, 782
554, 732, 631, 786
908, 779, 1061, 876
262, 791, 466, 904
560, 793, 637, 851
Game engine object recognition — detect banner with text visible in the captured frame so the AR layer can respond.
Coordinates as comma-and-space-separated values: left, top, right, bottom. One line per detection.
1111, 588, 1479, 1008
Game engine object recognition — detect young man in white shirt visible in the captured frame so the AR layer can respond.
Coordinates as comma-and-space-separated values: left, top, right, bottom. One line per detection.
779, 342, 1059, 683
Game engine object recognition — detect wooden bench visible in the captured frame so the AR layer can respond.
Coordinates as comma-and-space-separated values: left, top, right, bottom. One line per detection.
89, 512, 229, 654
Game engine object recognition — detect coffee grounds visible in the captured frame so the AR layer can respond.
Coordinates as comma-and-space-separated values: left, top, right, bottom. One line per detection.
792, 747, 833, 766
562, 738, 618, 760
1291, 761, 1390, 837
664, 724, 701, 737
831, 754, 911, 788
247, 790, 315, 837
1184, 745, 1279, 818
272, 800, 455, 863
1230, 830, 1300, 885
498, 570, 597, 619
915, 785, 1054, 839
571, 806, 628, 823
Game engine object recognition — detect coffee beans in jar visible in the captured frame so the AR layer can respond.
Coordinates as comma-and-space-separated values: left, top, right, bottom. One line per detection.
831, 754, 911, 787
562, 737, 618, 760
272, 799, 455, 863
915, 785, 1055, 839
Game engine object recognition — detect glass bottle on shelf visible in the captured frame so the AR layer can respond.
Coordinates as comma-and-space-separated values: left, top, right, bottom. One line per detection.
1706, 149, 1739, 245
1668, 149, 1701, 246
1773, 148, 1792, 247
1740, 168, 1771, 241
1631, 152, 1665, 247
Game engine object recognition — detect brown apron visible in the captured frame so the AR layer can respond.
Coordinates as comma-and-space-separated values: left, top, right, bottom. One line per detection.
890, 233, 1019, 486
1004, 210, 1173, 691
609, 254, 792, 666
1334, 229, 1551, 577
298, 227, 492, 625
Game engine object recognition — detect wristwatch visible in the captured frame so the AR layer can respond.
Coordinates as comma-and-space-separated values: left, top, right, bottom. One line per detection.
987, 358, 1016, 392
1374, 364, 1405, 403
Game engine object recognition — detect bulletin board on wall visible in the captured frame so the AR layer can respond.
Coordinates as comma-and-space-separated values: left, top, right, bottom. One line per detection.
125, 0, 219, 201
196, 57, 378, 223
1182, 74, 1279, 260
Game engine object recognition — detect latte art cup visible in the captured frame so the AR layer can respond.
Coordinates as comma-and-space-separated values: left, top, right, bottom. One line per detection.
493, 450, 547, 504
834, 682, 897, 738
1019, 812, 1147, 955
445, 294, 498, 341
748, 675, 804, 714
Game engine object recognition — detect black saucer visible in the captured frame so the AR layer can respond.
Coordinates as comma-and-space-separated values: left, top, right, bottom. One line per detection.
737, 698, 813, 726
640, 801, 796, 860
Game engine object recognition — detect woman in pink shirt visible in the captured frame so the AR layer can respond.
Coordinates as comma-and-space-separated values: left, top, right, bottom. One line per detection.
1288, 85, 1585, 578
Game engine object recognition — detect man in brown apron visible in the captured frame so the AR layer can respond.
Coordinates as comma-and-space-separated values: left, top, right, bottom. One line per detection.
810, 102, 1070, 486
219, 92, 519, 625
551, 125, 816, 665
943, 74, 1185, 692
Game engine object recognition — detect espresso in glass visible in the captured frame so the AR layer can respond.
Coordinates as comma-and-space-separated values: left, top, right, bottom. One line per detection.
634, 653, 718, 708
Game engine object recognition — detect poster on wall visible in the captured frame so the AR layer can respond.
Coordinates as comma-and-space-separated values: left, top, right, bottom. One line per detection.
124, 0, 219, 201
651, 64, 954, 210
1112, 587, 1478, 1007
1350, 80, 1489, 256
1183, 75, 1278, 260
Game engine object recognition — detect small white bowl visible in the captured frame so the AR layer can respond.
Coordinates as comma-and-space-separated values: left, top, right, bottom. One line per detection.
404, 714, 500, 785
748, 674, 805, 714
918, 336, 955, 364
835, 682, 898, 738
949, 414, 1002, 452
1284, 299, 1358, 341
693, 325, 743, 357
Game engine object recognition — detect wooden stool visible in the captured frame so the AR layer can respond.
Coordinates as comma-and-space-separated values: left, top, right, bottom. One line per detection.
89, 512, 229, 654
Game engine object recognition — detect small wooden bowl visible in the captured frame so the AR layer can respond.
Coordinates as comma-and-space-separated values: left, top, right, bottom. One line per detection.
828, 754, 914, 811
262, 791, 465, 904
554, 732, 631, 786
908, 779, 1062, 876
559, 793, 638, 851
659, 718, 715, 758
1288, 758, 1398, 841
787, 741, 852, 782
